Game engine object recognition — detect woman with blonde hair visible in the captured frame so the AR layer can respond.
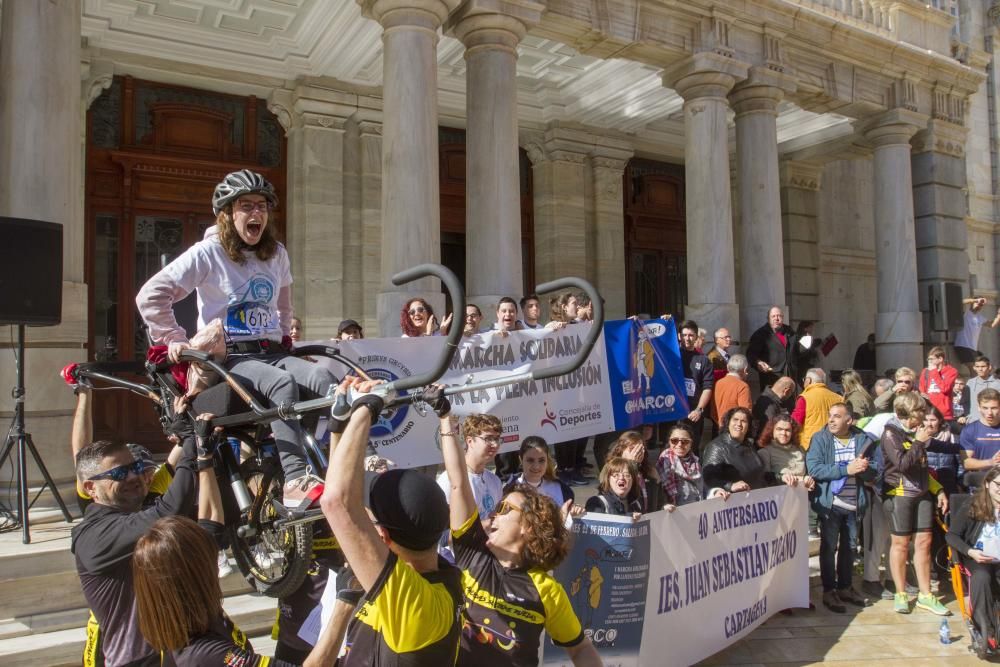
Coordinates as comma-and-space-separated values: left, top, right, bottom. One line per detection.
841, 369, 875, 420
586, 457, 644, 520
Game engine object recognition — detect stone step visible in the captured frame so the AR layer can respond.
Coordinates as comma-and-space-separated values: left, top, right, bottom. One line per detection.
0, 566, 254, 640
0, 592, 277, 667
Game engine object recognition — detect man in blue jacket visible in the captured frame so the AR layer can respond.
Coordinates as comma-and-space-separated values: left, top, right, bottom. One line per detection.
806, 402, 878, 613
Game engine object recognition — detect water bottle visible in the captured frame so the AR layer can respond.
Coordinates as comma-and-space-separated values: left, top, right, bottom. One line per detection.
940, 618, 951, 645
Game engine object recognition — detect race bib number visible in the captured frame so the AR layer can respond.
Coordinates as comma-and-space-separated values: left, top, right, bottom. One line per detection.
684, 377, 697, 397
226, 301, 274, 337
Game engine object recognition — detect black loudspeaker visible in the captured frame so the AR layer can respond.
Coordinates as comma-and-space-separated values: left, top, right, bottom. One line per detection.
0, 217, 63, 326
928, 281, 964, 332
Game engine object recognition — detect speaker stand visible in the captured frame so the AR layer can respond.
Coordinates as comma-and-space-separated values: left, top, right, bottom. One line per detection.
0, 325, 73, 543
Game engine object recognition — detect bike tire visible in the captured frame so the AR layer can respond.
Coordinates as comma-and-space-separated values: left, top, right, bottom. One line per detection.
227, 456, 312, 599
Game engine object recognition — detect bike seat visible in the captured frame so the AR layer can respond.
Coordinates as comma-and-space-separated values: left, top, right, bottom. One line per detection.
191, 381, 267, 420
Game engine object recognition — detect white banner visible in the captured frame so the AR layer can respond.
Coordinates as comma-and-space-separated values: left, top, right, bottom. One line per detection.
639, 486, 810, 666
307, 325, 615, 468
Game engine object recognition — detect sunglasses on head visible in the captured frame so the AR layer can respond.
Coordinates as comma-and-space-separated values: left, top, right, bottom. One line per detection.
88, 460, 145, 482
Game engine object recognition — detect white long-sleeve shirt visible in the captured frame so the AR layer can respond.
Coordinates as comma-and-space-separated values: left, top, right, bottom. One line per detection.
136, 226, 292, 344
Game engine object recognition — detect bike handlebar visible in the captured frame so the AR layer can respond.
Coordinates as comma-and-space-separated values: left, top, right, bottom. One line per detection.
383, 263, 464, 393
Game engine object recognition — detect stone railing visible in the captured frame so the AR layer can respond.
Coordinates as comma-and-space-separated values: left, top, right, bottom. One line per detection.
783, 0, 957, 56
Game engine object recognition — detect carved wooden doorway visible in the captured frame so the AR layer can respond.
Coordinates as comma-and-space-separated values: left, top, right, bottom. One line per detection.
85, 76, 286, 449
624, 159, 687, 319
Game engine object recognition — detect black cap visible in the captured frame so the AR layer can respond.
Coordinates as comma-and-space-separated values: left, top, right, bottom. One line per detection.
367, 469, 449, 551
338, 319, 363, 335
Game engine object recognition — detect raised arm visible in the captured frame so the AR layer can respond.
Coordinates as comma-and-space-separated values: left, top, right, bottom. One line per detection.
71, 385, 92, 460
320, 378, 389, 591
421, 385, 477, 530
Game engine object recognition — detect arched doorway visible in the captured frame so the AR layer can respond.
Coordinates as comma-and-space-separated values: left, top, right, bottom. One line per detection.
85, 75, 287, 448
624, 158, 687, 318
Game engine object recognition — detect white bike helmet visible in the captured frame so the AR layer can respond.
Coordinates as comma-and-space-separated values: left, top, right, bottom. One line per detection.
212, 169, 278, 215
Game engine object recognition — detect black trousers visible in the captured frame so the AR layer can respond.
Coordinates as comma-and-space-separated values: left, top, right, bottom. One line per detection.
966, 559, 1000, 643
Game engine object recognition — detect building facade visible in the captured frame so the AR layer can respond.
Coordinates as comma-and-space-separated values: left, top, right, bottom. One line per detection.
1, 0, 999, 497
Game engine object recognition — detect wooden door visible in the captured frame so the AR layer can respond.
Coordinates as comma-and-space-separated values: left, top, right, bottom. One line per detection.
624, 159, 687, 318
86, 76, 286, 449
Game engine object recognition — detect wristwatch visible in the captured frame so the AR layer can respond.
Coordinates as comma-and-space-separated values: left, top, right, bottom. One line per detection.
196, 457, 215, 472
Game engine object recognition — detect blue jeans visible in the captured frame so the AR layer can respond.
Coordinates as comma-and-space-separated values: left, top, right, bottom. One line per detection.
819, 505, 858, 592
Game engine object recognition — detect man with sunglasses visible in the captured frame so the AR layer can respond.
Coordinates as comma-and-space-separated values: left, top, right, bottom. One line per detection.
874, 367, 917, 414
71, 411, 219, 667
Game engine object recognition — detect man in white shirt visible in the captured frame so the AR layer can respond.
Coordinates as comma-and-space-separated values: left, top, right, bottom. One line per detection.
955, 297, 1000, 373
436, 414, 503, 533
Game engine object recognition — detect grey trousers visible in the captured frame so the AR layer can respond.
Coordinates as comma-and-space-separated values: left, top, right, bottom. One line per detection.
863, 486, 891, 583
226, 353, 336, 480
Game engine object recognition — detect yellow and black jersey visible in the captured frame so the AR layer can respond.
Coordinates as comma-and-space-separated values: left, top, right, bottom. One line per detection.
452, 511, 584, 667
76, 464, 172, 513
342, 551, 464, 667
172, 612, 294, 667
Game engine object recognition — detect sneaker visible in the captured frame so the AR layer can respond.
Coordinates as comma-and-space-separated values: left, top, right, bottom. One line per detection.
837, 587, 866, 607
884, 580, 918, 596
217, 550, 233, 578
915, 592, 951, 616
568, 470, 591, 487
894, 592, 911, 614
861, 580, 883, 598
574, 466, 595, 480
283, 473, 325, 509
823, 591, 846, 613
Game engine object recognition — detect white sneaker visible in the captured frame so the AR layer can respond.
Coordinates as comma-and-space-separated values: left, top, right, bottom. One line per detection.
217, 550, 233, 578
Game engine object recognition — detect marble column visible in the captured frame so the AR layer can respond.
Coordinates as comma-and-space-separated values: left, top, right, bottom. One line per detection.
527, 129, 589, 284
0, 0, 85, 500
779, 162, 823, 324
449, 1, 541, 318
910, 118, 970, 346
861, 109, 928, 371
662, 53, 749, 342
270, 86, 353, 340
731, 68, 795, 340
591, 153, 632, 319
360, 0, 457, 334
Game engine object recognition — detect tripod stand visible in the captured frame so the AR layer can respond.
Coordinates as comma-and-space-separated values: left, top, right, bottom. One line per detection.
0, 325, 73, 543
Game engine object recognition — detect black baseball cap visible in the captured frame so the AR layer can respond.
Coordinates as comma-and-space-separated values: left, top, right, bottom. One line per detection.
367, 469, 449, 551
338, 319, 363, 335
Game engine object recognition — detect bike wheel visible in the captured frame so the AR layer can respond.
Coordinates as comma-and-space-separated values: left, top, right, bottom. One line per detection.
227, 456, 312, 598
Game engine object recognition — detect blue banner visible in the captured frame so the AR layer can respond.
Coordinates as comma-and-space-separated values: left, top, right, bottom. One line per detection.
544, 514, 651, 666
604, 318, 688, 429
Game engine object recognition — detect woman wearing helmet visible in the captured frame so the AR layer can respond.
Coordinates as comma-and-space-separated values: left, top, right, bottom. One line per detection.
136, 169, 332, 508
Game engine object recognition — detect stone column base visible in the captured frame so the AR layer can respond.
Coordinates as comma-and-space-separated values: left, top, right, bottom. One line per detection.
683, 302, 742, 350
876, 310, 924, 372
377, 290, 447, 338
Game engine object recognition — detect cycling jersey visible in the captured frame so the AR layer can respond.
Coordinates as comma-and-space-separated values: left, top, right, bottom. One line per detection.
452, 510, 584, 667
342, 551, 463, 666
172, 612, 295, 667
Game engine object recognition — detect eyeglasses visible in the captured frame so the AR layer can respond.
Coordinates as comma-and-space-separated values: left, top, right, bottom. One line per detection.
236, 201, 269, 214
88, 460, 145, 482
465, 313, 480, 320
669, 437, 693, 445
477, 435, 501, 446
408, 307, 427, 315
610, 471, 632, 480
717, 335, 732, 340
496, 499, 523, 516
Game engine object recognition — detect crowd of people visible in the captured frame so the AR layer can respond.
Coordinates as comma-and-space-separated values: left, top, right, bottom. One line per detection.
64, 168, 1000, 665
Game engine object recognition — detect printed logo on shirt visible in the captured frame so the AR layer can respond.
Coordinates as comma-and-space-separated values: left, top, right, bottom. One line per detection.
226, 273, 277, 336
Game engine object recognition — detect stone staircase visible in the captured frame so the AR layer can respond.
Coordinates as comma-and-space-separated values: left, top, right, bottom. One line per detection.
0, 521, 277, 667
